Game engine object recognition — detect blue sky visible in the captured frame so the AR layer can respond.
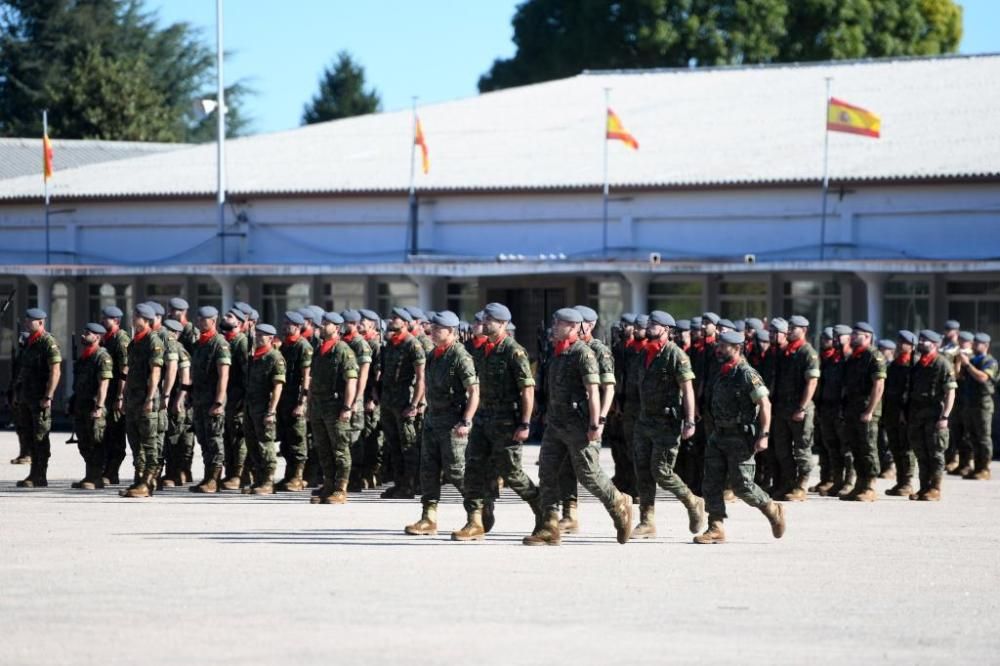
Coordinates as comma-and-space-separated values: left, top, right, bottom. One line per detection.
153, 1, 999, 135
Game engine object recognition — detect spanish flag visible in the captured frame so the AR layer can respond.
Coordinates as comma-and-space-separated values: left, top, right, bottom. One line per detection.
43, 133, 54, 180
606, 108, 639, 150
827, 97, 880, 138
414, 116, 429, 174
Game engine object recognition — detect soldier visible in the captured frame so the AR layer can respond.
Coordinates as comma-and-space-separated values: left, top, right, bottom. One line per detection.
694, 331, 785, 544
242, 323, 285, 494
523, 308, 633, 546
947, 331, 976, 476
876, 338, 897, 479
69, 323, 112, 490
941, 320, 961, 355
168, 297, 199, 356
554, 305, 616, 534
906, 330, 957, 500
100, 305, 130, 484
405, 306, 435, 354
159, 319, 193, 487
452, 303, 541, 541
275, 310, 312, 491
814, 325, 852, 496
674, 319, 691, 352
308, 311, 359, 504
770, 315, 820, 501
379, 307, 426, 499
188, 306, 232, 494
957, 333, 996, 480
341, 310, 373, 492
405, 311, 479, 535
149, 302, 179, 490
748, 327, 774, 489
466, 311, 488, 362
630, 310, 703, 539
621, 313, 648, 495
14, 308, 61, 488
8, 331, 31, 466
358, 308, 383, 488
839, 322, 886, 502
608, 313, 637, 499
220, 309, 250, 490
120, 303, 163, 498
884, 331, 917, 496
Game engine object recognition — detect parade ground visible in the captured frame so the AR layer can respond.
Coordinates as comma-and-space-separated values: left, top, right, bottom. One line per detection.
2, 430, 999, 666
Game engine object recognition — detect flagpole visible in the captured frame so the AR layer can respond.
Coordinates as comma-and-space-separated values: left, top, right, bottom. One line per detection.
602, 88, 610, 258
42, 109, 50, 265
819, 77, 832, 261
216, 0, 227, 265
407, 97, 418, 260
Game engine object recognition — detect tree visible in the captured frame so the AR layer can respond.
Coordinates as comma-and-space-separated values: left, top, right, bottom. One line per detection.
478, 0, 962, 92
301, 51, 381, 125
0, 0, 252, 141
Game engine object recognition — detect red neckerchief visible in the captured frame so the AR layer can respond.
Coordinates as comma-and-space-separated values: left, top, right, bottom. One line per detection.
851, 343, 869, 359
645, 338, 667, 368
484, 333, 507, 357
342, 330, 357, 343
363, 330, 378, 342
821, 347, 839, 362
745, 340, 755, 355
198, 328, 217, 346
582, 334, 593, 343
301, 324, 313, 339
553, 336, 577, 357
390, 330, 410, 346
224, 329, 238, 342
133, 328, 150, 343
919, 350, 938, 367
434, 341, 454, 359
625, 338, 640, 352
320, 336, 339, 356
27, 328, 44, 345
472, 335, 487, 350
103, 324, 119, 343
152, 322, 162, 331
784, 338, 805, 357
284, 332, 301, 346
720, 359, 738, 376
681, 343, 690, 353
80, 342, 99, 361
896, 352, 912, 366
253, 344, 272, 359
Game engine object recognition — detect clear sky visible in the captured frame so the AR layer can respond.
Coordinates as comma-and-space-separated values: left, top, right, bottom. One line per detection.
152, 0, 999, 136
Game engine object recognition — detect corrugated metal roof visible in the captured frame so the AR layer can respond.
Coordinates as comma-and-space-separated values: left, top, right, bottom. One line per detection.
0, 138, 185, 181
0, 53, 997, 201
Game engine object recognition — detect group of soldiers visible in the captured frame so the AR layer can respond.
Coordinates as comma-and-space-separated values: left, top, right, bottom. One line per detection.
7, 298, 996, 546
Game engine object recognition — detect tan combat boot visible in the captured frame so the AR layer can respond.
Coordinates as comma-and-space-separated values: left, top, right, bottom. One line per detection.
323, 480, 349, 504
482, 501, 496, 533
693, 516, 726, 544
451, 509, 485, 541
722, 488, 737, 503
879, 463, 896, 480
557, 500, 579, 534
886, 478, 914, 496
118, 468, 143, 496
16, 459, 42, 488
944, 452, 959, 473
784, 476, 809, 502
405, 502, 438, 535
523, 511, 561, 546
839, 466, 857, 497
854, 477, 878, 502
252, 467, 276, 495
760, 502, 786, 538
124, 470, 156, 498
918, 474, 942, 501
611, 492, 634, 544
189, 466, 221, 493
276, 463, 306, 492
630, 504, 656, 540
966, 466, 991, 480
221, 465, 243, 491
309, 481, 335, 504
680, 494, 707, 534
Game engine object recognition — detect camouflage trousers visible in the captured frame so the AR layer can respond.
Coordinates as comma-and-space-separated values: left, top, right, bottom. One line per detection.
277, 402, 308, 465
841, 412, 881, 480
908, 410, 949, 488
703, 428, 772, 519
633, 415, 693, 506
540, 417, 619, 516
355, 405, 383, 480
125, 404, 160, 472
381, 405, 419, 491
310, 404, 353, 486
882, 406, 914, 482
14, 401, 51, 462
156, 406, 168, 460
102, 407, 128, 474
73, 410, 106, 471
463, 413, 539, 513
192, 404, 225, 469
224, 403, 247, 475
420, 416, 467, 504
605, 407, 636, 496
244, 408, 278, 480
771, 404, 815, 489
818, 407, 852, 482
164, 406, 195, 473
963, 403, 994, 469
947, 409, 969, 461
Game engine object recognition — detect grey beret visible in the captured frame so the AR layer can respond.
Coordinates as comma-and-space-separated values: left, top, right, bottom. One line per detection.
897, 330, 918, 346
573, 305, 598, 323
473, 310, 485, 323
197, 306, 219, 319
284, 311, 305, 326
228, 308, 247, 322
506, 322, 516, 332
702, 312, 720, 325
919, 329, 943, 344
148, 301, 166, 317
431, 310, 461, 328
298, 307, 321, 324
732, 320, 746, 332
833, 324, 853, 337
958, 331, 974, 342
359, 309, 380, 322
691, 316, 703, 327
974, 332, 991, 344
853, 321, 875, 334
648, 310, 675, 327
163, 319, 184, 333
635, 314, 649, 328
248, 308, 260, 322
168, 297, 189, 311
84, 322, 107, 335
425, 310, 437, 321
822, 327, 834, 340
554, 308, 584, 324
484, 302, 512, 322
404, 306, 426, 321
134, 303, 155, 320
746, 318, 764, 331
788, 315, 810, 328
234, 302, 253, 315
944, 320, 961, 331
24, 307, 47, 320
101, 306, 124, 319
341, 309, 362, 323
755, 329, 770, 342
719, 331, 744, 345
717, 318, 736, 330
322, 311, 345, 325
770, 318, 788, 333
675, 319, 691, 331
621, 313, 637, 325
878, 339, 896, 350
390, 307, 413, 322
219, 319, 237, 332
256, 323, 277, 336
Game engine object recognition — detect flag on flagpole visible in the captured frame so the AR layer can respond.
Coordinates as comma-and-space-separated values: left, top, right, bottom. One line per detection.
414, 116, 429, 174
606, 108, 639, 150
827, 97, 881, 138
43, 133, 54, 180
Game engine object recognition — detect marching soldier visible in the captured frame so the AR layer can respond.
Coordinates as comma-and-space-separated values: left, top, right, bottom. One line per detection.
276, 310, 312, 491
188, 306, 232, 494
70, 323, 112, 490
358, 308, 384, 488
160, 319, 193, 487
814, 325, 852, 496
341, 310, 373, 492
405, 311, 479, 535
876, 338, 898, 479
242, 323, 285, 494
221, 309, 250, 490
14, 308, 61, 488
957, 333, 996, 480
167, 297, 198, 355
947, 331, 976, 476
120, 303, 163, 498
839, 322, 886, 502
884, 331, 917, 496
906, 330, 957, 501
100, 305, 130, 484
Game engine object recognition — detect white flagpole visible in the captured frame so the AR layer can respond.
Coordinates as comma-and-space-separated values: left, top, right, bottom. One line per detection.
407, 97, 418, 258
216, 0, 227, 264
43, 109, 50, 265
819, 77, 832, 261
602, 87, 610, 258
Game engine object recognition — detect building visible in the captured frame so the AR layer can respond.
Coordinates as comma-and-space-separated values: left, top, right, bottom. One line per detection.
0, 53, 998, 405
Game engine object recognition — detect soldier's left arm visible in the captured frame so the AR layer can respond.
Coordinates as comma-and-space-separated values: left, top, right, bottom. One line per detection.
963, 356, 996, 384
44, 338, 62, 405
213, 340, 232, 412
798, 349, 820, 410
862, 353, 887, 422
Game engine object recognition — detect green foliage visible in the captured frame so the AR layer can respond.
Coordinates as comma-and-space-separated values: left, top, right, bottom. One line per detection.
301, 51, 381, 125
479, 0, 963, 92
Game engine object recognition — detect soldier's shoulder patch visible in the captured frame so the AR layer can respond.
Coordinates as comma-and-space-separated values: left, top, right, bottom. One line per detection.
513, 349, 527, 360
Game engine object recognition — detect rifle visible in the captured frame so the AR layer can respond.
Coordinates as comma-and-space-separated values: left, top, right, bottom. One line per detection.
2, 289, 14, 427
65, 331, 79, 445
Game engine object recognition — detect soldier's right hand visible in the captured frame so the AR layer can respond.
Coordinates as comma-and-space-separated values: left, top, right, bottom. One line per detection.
512, 424, 530, 443
142, 399, 153, 414
264, 413, 276, 425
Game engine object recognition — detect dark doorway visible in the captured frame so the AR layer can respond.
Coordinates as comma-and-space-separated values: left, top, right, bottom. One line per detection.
485, 286, 567, 360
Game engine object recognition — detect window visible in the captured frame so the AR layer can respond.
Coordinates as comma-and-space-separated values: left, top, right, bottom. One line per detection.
446, 281, 480, 322
376, 280, 418, 314
87, 283, 133, 322
883, 279, 929, 339
322, 280, 366, 313
587, 280, 624, 336
144, 283, 184, 304
196, 282, 222, 312
947, 280, 1000, 342
783, 280, 842, 347
718, 280, 768, 321
648, 280, 703, 319
261, 282, 311, 326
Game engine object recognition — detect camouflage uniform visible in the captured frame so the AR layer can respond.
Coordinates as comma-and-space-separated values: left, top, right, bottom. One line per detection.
309, 339, 359, 489
72, 344, 112, 481
359, 332, 383, 484
907, 353, 957, 494
840, 346, 887, 482
770, 341, 820, 493
101, 326, 130, 481
621, 340, 644, 488
224, 331, 250, 481
179, 321, 198, 357
882, 353, 914, 488
277, 336, 313, 467
190, 331, 232, 471
155, 329, 179, 470
961, 352, 997, 474
164, 344, 194, 481
816, 350, 851, 490
124, 330, 164, 475
244, 346, 286, 485
13, 331, 61, 482
380, 331, 426, 494
342, 332, 372, 487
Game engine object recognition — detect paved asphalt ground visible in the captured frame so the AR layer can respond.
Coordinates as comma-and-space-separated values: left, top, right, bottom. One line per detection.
2, 430, 999, 665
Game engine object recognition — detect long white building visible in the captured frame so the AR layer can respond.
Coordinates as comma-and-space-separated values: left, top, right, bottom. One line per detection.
0, 53, 998, 402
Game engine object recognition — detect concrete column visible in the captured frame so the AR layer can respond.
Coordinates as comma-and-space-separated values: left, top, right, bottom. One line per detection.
410, 275, 438, 309
622, 271, 651, 314
856, 271, 887, 338
28, 275, 53, 319
213, 275, 240, 314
